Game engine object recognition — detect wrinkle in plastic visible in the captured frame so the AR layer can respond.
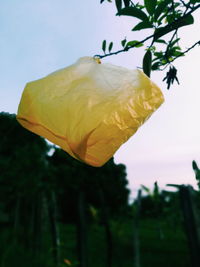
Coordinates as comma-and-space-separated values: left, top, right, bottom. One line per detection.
17, 57, 164, 167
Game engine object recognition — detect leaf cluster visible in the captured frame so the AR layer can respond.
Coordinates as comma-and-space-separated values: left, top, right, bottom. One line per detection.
99, 0, 200, 89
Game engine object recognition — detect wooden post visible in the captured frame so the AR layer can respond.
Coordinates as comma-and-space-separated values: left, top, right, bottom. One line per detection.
77, 190, 88, 267
98, 185, 113, 267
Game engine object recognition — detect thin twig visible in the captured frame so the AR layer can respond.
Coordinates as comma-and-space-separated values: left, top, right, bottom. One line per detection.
171, 40, 200, 63
159, 40, 200, 71
179, 0, 191, 9
164, 29, 179, 62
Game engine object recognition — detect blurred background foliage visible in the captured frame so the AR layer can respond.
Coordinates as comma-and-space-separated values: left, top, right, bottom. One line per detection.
0, 112, 197, 267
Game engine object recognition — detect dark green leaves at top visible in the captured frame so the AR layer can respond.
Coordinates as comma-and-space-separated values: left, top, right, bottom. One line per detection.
117, 7, 149, 21
191, 0, 200, 3
155, 39, 167, 44
143, 50, 152, 77
121, 38, 127, 47
132, 21, 153, 31
115, 0, 122, 12
125, 40, 143, 48
102, 40, 106, 53
123, 0, 130, 7
154, 0, 172, 21
144, 0, 157, 16
108, 42, 113, 53
154, 14, 194, 41
102, 40, 113, 53
169, 38, 180, 47
178, 14, 194, 27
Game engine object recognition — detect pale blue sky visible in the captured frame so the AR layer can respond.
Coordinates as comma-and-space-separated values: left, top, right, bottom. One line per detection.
1, 0, 200, 198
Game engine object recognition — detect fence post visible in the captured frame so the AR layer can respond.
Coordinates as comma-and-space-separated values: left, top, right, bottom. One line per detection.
133, 189, 141, 267
99, 186, 113, 267
178, 185, 200, 267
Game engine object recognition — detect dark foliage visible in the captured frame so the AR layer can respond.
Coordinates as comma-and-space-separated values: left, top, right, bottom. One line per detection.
48, 148, 130, 223
0, 111, 130, 228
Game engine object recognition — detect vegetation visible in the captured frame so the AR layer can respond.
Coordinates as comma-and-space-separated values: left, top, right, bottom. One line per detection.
0, 112, 130, 267
99, 0, 200, 88
0, 112, 197, 267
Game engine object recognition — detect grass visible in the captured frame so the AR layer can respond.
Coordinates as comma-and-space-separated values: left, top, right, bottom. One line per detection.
0, 216, 191, 267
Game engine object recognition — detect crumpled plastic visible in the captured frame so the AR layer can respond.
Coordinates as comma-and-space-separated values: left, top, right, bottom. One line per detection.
17, 57, 164, 167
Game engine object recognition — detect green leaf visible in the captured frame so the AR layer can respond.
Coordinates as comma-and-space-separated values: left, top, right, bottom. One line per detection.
155, 39, 167, 44
154, 51, 163, 58
154, 0, 172, 21
179, 14, 194, 26
123, 0, 130, 7
157, 13, 168, 24
154, 14, 194, 41
117, 7, 149, 21
172, 46, 181, 51
151, 62, 161, 70
132, 21, 153, 31
173, 51, 184, 57
121, 38, 127, 47
143, 49, 152, 77
115, 0, 122, 12
102, 40, 106, 53
166, 12, 182, 24
169, 38, 180, 47
144, 0, 157, 16
125, 40, 143, 48
191, 0, 200, 3
108, 42, 113, 52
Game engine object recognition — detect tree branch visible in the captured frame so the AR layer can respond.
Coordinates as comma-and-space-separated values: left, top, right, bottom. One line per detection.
179, 0, 192, 9
94, 34, 155, 59
95, 3, 200, 59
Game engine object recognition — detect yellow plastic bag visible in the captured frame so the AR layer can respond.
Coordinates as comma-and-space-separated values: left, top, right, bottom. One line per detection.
17, 57, 164, 167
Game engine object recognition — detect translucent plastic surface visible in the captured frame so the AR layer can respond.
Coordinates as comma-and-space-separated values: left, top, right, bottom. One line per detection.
17, 57, 164, 167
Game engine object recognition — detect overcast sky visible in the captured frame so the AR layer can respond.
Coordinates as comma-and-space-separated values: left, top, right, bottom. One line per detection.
1, 0, 200, 198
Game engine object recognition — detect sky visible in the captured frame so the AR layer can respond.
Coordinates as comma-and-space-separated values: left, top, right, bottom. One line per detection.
1, 0, 200, 199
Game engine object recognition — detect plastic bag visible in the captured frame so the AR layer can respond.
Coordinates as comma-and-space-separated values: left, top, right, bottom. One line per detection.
17, 57, 164, 167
